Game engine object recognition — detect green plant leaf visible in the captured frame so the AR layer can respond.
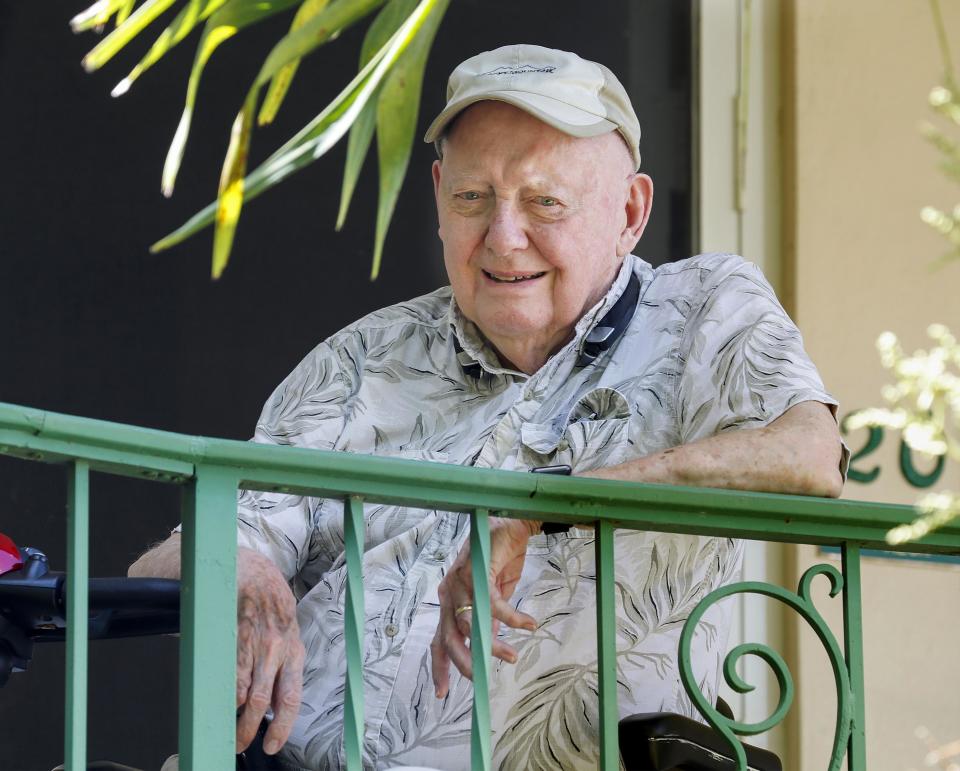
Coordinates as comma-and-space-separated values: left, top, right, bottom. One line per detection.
70, 0, 134, 33
161, 0, 301, 196
259, 0, 333, 127
115, 0, 137, 26
336, 0, 418, 230
202, 0, 394, 274
153, 0, 443, 258
111, 0, 231, 96
79, 0, 179, 72
336, 98, 378, 230
370, 0, 447, 278
251, 0, 388, 93
213, 94, 256, 278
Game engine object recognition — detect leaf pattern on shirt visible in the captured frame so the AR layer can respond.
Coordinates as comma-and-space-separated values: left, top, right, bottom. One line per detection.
618, 536, 726, 638
494, 664, 606, 771
380, 647, 473, 762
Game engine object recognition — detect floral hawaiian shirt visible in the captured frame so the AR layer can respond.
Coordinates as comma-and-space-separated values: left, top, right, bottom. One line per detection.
234, 252, 842, 771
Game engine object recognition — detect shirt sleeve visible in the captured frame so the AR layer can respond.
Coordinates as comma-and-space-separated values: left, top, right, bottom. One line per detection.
675, 259, 842, 451
234, 340, 352, 582
171, 339, 345, 586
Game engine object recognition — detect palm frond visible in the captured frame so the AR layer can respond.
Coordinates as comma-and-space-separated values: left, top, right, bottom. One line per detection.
72, 0, 450, 278
111, 0, 232, 96
151, 0, 445, 274
161, 0, 302, 197
80, 0, 179, 72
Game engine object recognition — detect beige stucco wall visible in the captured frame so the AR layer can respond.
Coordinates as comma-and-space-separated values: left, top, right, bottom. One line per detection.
784, 1, 960, 768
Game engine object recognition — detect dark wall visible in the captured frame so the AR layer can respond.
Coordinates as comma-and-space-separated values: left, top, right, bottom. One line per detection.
0, 2, 692, 768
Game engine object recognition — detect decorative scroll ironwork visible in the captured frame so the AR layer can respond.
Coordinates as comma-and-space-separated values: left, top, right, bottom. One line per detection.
678, 563, 853, 771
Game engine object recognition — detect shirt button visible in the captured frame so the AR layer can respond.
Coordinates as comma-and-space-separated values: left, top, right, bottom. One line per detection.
434, 551, 446, 562
384, 623, 399, 638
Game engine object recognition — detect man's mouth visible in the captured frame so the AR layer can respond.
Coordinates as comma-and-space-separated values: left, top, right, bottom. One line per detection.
482, 269, 547, 284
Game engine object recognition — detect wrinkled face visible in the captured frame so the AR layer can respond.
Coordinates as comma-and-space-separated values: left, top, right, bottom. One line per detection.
432, 102, 651, 368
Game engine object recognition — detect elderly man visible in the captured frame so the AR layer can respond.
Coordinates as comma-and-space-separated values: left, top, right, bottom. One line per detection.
133, 44, 845, 770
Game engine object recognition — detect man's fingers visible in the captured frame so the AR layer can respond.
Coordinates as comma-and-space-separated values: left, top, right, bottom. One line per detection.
430, 631, 451, 698
453, 606, 473, 639
262, 642, 305, 755
491, 593, 537, 632
432, 607, 473, 691
236, 623, 255, 708
443, 620, 474, 682
491, 638, 518, 664
236, 638, 285, 752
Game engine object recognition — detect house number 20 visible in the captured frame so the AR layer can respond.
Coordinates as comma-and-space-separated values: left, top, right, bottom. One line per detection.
840, 411, 946, 487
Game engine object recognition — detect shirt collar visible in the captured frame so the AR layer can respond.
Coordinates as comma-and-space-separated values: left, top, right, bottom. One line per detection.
447, 254, 639, 378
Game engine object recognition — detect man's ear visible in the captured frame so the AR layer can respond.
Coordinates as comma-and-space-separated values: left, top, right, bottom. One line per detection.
432, 160, 444, 239
432, 160, 443, 202
617, 173, 653, 257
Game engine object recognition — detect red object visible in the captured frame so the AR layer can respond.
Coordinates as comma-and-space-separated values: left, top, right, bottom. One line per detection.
0, 533, 23, 575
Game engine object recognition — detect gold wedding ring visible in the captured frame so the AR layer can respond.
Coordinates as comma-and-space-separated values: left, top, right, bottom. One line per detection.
454, 604, 473, 617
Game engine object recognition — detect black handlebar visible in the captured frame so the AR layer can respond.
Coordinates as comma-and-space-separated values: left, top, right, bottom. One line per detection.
0, 545, 181, 686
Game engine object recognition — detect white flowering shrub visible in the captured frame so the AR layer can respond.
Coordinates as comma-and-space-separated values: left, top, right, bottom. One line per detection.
846, 324, 959, 543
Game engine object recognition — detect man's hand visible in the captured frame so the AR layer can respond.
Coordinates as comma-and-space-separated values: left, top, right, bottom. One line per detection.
235, 547, 305, 755
130, 536, 304, 756
431, 517, 539, 698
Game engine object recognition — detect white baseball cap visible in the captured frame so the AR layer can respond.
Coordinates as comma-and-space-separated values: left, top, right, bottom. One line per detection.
423, 44, 642, 169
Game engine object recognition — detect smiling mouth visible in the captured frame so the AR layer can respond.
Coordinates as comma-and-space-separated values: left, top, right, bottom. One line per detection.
482, 269, 547, 284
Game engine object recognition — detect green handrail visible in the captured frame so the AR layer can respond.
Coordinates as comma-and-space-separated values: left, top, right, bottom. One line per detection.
2, 401, 958, 771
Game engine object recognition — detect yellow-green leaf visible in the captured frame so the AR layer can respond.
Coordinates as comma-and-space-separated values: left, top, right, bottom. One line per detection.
161, 0, 301, 196
370, 0, 448, 278
80, 0, 178, 72
259, 0, 332, 127
111, 0, 232, 96
252, 0, 388, 93
70, 0, 133, 33
213, 96, 256, 279
337, 0, 416, 230
153, 0, 443, 256
115, 0, 137, 26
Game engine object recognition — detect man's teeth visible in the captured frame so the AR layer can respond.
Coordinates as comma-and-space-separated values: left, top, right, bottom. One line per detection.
484, 271, 546, 283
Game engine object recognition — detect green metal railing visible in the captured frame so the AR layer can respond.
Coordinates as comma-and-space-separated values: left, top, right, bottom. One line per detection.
2, 401, 959, 771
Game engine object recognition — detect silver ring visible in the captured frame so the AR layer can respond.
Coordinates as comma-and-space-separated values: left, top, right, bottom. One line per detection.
454, 604, 473, 617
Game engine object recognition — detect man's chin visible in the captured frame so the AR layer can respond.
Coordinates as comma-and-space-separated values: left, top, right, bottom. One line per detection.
474, 314, 573, 354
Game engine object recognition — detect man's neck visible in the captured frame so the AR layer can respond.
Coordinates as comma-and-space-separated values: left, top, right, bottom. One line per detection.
486, 331, 572, 375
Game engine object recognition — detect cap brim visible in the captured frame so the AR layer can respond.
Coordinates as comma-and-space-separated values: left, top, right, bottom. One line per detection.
423, 90, 618, 144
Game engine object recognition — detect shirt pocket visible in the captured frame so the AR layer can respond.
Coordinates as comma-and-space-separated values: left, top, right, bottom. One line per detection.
520, 387, 634, 473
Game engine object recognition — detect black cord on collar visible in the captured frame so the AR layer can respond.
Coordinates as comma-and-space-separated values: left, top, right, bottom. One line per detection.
576, 270, 641, 367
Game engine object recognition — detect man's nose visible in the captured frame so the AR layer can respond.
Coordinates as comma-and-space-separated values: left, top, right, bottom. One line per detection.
484, 200, 529, 257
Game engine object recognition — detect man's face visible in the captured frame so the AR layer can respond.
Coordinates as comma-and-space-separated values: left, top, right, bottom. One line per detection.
432, 101, 652, 370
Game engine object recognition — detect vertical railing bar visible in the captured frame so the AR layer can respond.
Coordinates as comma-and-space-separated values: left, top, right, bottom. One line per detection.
343, 495, 366, 770
841, 543, 867, 770
65, 460, 90, 771
179, 465, 238, 771
470, 508, 492, 771
595, 519, 618, 770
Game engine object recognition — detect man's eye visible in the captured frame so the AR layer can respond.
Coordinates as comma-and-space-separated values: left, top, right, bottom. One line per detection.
536, 196, 560, 207
456, 191, 482, 201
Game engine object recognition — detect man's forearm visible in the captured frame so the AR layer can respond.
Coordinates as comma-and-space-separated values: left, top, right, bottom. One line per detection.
585, 400, 844, 497
128, 532, 183, 578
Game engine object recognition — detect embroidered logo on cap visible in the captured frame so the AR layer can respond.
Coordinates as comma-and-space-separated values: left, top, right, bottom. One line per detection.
478, 64, 557, 77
